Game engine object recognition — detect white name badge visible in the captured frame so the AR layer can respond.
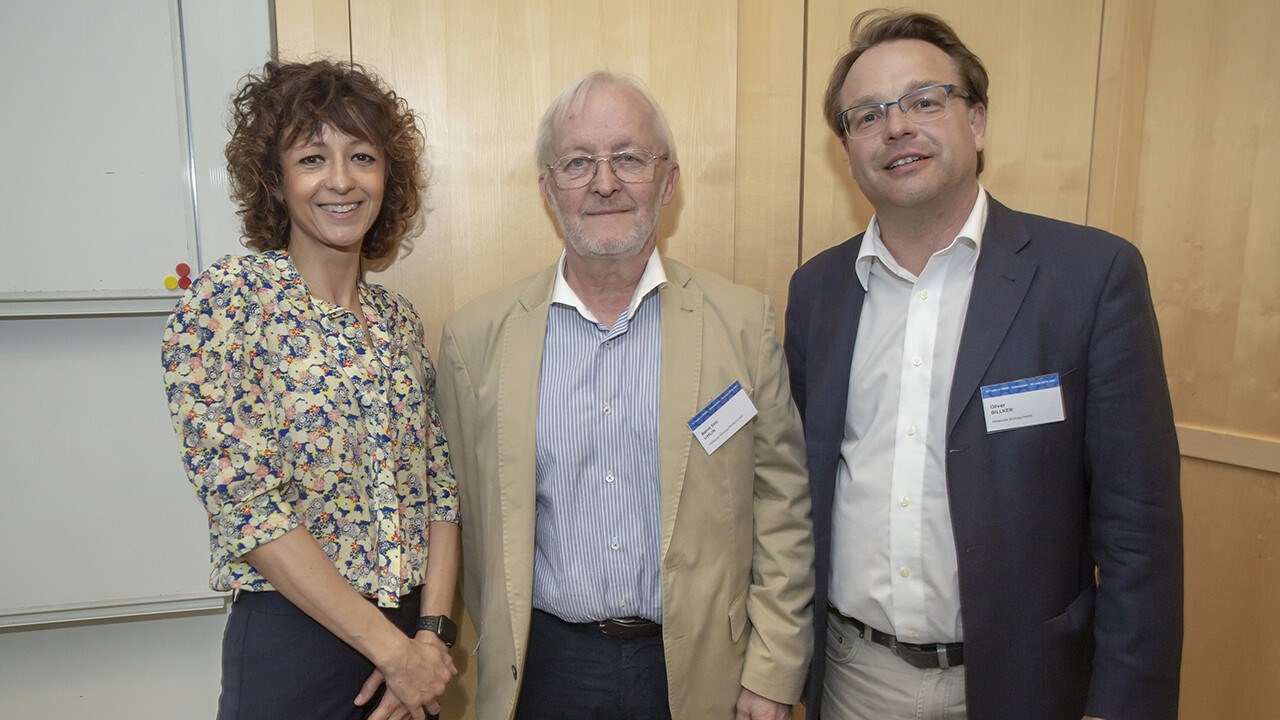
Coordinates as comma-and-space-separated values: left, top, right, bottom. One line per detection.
980, 373, 1066, 433
688, 380, 758, 455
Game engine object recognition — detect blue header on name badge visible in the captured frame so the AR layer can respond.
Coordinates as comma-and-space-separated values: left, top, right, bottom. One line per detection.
688, 381, 743, 430
980, 373, 1060, 399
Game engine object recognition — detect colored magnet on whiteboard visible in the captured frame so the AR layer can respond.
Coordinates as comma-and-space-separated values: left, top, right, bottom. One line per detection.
166, 261, 193, 291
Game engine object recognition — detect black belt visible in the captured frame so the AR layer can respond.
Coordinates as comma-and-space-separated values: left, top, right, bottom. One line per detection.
536, 609, 662, 639
589, 616, 662, 639
831, 607, 964, 669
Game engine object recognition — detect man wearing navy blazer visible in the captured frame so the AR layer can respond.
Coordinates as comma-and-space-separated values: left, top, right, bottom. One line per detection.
785, 10, 1183, 720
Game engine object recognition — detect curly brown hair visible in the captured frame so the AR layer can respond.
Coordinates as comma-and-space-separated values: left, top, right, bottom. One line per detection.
823, 9, 989, 174
225, 60, 426, 260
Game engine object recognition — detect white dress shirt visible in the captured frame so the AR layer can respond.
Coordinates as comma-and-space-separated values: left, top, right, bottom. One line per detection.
829, 190, 988, 644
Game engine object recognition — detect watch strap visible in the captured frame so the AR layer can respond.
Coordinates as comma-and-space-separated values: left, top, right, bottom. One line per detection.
416, 615, 458, 648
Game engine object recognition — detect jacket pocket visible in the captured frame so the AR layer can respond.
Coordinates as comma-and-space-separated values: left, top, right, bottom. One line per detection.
1042, 585, 1096, 715
1045, 583, 1095, 638
729, 587, 748, 643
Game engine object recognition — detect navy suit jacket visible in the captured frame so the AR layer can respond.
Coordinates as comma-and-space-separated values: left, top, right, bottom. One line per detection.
784, 196, 1183, 720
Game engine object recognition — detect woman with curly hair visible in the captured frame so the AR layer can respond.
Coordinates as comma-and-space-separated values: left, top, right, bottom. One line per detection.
161, 60, 458, 720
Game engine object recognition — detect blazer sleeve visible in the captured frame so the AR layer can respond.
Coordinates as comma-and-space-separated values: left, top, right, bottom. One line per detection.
1083, 242, 1183, 719
740, 295, 816, 704
783, 273, 808, 419
434, 320, 483, 618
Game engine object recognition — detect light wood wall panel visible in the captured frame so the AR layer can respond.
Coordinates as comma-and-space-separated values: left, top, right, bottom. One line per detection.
734, 0, 805, 319
274, 0, 351, 61
1180, 459, 1280, 718
1086, 0, 1154, 242
1090, 3, 1280, 714
342, 0, 793, 359
800, 0, 1102, 261
275, 0, 805, 343
1108, 0, 1280, 438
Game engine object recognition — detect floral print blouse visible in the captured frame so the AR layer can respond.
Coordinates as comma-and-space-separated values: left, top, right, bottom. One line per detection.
161, 252, 458, 607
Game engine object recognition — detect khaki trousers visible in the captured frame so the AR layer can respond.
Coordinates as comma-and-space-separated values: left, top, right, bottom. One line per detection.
821, 609, 967, 720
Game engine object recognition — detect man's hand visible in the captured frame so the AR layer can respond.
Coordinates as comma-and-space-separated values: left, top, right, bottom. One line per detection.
734, 687, 790, 720
356, 633, 457, 719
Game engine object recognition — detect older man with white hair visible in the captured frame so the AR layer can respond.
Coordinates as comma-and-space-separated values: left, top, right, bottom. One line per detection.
434, 71, 814, 720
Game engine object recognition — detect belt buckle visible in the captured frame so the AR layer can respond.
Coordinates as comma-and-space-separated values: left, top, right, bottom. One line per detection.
598, 617, 658, 639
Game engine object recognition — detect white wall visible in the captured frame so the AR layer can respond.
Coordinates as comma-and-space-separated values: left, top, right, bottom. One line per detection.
0, 314, 220, 616
0, 315, 226, 716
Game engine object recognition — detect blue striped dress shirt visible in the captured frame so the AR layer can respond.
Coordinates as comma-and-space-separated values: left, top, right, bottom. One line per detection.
532, 253, 665, 623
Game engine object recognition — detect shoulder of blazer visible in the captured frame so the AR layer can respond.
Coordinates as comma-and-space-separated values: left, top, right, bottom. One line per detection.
661, 255, 773, 334
790, 233, 864, 299
662, 255, 762, 303
442, 263, 557, 339
985, 193, 1133, 264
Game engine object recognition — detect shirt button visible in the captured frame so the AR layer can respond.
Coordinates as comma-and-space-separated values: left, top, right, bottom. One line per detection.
900, 566, 911, 577
620, 602, 628, 610
912, 357, 923, 367
611, 539, 620, 550
603, 403, 612, 415
900, 496, 910, 507
905, 425, 916, 436
919, 290, 930, 300
603, 340, 613, 348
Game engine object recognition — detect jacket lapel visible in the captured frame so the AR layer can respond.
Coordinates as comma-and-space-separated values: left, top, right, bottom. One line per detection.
497, 265, 555, 663
657, 260, 701, 565
809, 254, 865, 462
947, 197, 1037, 437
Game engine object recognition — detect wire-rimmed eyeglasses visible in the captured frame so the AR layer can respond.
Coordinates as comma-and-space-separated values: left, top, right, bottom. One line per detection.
545, 149, 669, 190
838, 84, 972, 139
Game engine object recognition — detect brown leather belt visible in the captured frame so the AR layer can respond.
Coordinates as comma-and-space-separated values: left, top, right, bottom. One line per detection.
831, 607, 964, 669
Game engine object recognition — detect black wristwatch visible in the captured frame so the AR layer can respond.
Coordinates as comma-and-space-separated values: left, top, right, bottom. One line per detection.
416, 615, 458, 648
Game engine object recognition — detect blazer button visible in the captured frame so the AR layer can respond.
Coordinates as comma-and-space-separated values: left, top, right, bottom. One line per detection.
511, 664, 518, 680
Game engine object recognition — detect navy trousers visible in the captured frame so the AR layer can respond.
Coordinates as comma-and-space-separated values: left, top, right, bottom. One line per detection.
514, 609, 671, 720
217, 588, 436, 720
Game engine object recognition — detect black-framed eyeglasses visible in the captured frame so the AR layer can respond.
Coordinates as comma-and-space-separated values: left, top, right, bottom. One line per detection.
838, 84, 972, 139
545, 148, 669, 190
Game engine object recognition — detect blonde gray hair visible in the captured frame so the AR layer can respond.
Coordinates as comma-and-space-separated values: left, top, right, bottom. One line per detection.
534, 71, 678, 169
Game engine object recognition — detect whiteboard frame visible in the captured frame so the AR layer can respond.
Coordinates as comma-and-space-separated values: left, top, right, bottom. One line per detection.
0, 593, 228, 629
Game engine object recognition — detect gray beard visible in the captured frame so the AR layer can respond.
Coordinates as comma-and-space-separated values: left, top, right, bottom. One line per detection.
549, 194, 660, 260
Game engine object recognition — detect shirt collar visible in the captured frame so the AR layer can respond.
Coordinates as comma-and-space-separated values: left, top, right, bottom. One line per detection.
854, 186, 988, 289
267, 249, 372, 320
551, 249, 668, 325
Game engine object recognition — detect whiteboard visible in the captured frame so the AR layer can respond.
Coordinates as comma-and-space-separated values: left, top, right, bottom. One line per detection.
0, 0, 271, 317
0, 315, 223, 626
0, 0, 272, 626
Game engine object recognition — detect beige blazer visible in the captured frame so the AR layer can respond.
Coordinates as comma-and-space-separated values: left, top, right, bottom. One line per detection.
435, 256, 813, 720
